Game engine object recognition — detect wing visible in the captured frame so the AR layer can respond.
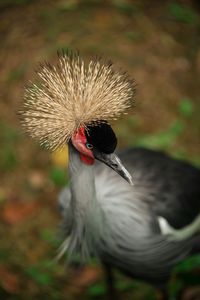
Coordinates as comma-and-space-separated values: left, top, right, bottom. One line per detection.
93, 148, 200, 282
61, 147, 200, 235
118, 147, 200, 230
58, 147, 200, 282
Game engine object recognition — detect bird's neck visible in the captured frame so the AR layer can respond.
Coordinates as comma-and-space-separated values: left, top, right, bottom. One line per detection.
68, 142, 97, 220
68, 142, 101, 259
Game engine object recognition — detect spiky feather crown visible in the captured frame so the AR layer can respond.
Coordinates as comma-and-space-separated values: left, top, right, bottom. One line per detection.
20, 52, 135, 150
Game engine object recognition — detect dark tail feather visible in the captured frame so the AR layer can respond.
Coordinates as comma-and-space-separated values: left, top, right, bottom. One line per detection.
191, 235, 200, 255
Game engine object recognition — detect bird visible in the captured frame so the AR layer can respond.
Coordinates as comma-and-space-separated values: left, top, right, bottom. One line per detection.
20, 51, 200, 300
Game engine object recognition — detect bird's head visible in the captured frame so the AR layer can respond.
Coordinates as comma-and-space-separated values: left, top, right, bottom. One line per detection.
71, 123, 133, 185
19, 51, 135, 185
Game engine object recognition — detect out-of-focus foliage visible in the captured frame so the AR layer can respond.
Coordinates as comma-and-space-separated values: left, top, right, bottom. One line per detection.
0, 0, 200, 299
178, 98, 194, 118
168, 2, 198, 24
0, 123, 19, 172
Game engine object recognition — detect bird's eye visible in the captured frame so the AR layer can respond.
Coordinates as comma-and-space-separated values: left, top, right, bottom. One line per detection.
86, 142, 93, 150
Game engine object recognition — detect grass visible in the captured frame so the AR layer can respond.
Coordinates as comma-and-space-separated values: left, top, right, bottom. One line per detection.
0, 123, 20, 172
40, 229, 60, 246
168, 2, 198, 24
87, 282, 106, 298
49, 167, 68, 187
6, 63, 27, 83
134, 120, 184, 150
111, 0, 140, 16
25, 260, 59, 287
57, 0, 79, 12
121, 98, 198, 166
125, 31, 142, 42
178, 98, 194, 118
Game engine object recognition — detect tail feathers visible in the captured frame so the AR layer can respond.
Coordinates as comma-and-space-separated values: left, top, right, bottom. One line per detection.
158, 214, 200, 242
191, 234, 200, 255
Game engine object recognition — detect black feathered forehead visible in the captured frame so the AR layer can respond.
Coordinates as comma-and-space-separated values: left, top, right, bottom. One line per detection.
86, 123, 117, 154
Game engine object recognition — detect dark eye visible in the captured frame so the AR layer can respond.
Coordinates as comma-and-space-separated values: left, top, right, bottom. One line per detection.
86, 142, 93, 150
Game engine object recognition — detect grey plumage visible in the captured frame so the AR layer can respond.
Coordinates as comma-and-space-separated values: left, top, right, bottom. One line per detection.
59, 146, 200, 285
19, 52, 200, 295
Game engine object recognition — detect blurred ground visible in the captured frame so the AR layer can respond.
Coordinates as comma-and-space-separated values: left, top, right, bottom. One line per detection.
0, 0, 200, 299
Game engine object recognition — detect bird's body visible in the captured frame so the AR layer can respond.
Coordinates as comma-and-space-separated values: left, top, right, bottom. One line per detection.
59, 146, 200, 285
20, 51, 200, 297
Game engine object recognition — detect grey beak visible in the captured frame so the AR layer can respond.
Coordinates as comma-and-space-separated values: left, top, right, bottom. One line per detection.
94, 150, 133, 185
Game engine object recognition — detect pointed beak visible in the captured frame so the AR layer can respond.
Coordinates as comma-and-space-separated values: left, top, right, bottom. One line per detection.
94, 150, 133, 185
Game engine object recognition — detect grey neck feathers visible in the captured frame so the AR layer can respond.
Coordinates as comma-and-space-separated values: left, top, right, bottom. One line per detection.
67, 143, 102, 259
68, 143, 96, 218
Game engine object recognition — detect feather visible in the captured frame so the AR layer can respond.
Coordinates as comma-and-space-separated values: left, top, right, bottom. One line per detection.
19, 51, 135, 150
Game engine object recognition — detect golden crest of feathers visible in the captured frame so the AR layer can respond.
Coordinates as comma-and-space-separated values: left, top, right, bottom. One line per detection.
20, 51, 135, 150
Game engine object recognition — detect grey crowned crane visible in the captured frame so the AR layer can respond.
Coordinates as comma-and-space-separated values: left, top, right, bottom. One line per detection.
20, 52, 200, 299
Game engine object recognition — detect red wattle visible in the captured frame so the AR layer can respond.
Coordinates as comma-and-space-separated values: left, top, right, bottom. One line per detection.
80, 153, 95, 165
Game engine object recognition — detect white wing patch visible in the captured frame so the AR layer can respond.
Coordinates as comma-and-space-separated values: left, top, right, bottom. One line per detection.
158, 215, 200, 241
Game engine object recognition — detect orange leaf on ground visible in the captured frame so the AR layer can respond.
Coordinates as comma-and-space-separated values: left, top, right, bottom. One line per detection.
1, 201, 39, 225
0, 266, 21, 294
28, 170, 46, 189
71, 266, 102, 288
65, 266, 102, 296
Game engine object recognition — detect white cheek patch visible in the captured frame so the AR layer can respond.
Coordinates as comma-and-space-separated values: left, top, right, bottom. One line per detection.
158, 214, 200, 241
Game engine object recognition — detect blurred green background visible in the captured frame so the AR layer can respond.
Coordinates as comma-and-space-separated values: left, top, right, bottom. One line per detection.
0, 0, 200, 299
